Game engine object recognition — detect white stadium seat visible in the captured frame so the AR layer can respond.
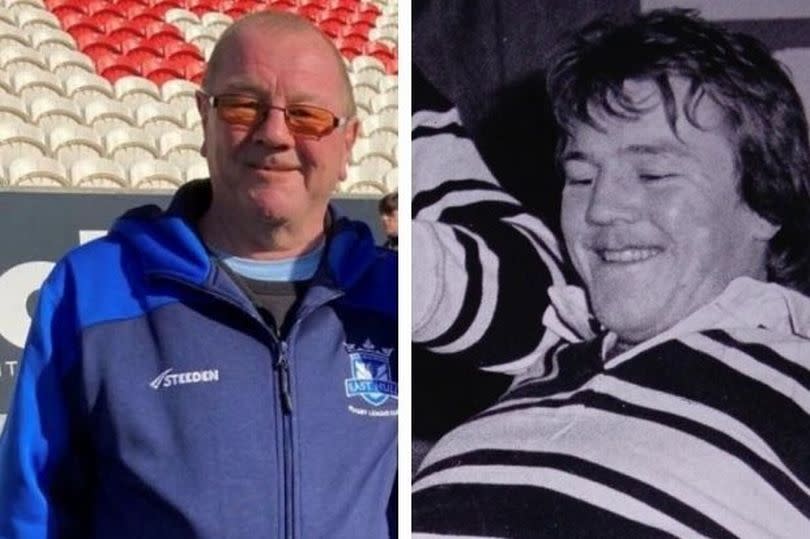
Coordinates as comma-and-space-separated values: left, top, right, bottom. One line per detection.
114, 76, 162, 109
200, 11, 232, 31
84, 98, 135, 134
0, 7, 14, 26
367, 126, 397, 155
0, 66, 11, 94
357, 152, 394, 183
0, 45, 47, 73
14, 8, 60, 32
7, 155, 68, 188
164, 8, 201, 33
11, 68, 64, 102
135, 101, 186, 137
70, 157, 128, 189
29, 27, 75, 55
161, 78, 199, 108
129, 158, 184, 190
0, 20, 29, 48
48, 49, 96, 79
103, 126, 158, 167
64, 72, 115, 106
158, 129, 202, 167
351, 55, 385, 74
382, 165, 397, 191
0, 93, 28, 123
48, 124, 104, 166
184, 157, 209, 182
0, 121, 46, 165
28, 94, 83, 130
184, 106, 202, 129
352, 83, 377, 111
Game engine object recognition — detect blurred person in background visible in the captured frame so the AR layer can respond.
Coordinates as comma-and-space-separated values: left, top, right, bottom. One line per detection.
379, 191, 398, 250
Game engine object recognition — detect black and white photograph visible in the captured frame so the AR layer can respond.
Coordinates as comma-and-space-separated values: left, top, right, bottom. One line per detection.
412, 1, 810, 537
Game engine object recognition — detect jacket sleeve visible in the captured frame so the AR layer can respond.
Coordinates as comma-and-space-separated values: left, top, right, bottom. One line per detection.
0, 263, 78, 539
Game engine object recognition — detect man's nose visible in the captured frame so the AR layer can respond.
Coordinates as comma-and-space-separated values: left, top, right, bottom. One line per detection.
585, 171, 643, 225
252, 107, 294, 147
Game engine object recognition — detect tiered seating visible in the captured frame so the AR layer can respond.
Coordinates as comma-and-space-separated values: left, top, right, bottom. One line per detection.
0, 0, 397, 194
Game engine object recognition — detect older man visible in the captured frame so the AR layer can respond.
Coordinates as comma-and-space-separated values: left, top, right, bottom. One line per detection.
0, 12, 396, 539
413, 9, 810, 538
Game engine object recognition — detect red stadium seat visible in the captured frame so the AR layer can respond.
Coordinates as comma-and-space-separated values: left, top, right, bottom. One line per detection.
164, 41, 203, 62
99, 57, 142, 82
89, 12, 126, 34
70, 26, 104, 50
339, 45, 362, 60
83, 38, 122, 60
328, 6, 354, 23
52, 4, 87, 19
339, 33, 367, 51
125, 45, 163, 65
348, 19, 373, 36
332, 0, 359, 10
116, 0, 149, 19
62, 13, 94, 32
297, 4, 324, 22
145, 63, 183, 85
319, 18, 344, 38
85, 0, 110, 16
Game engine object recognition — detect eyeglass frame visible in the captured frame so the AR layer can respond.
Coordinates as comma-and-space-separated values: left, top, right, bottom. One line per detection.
197, 91, 350, 137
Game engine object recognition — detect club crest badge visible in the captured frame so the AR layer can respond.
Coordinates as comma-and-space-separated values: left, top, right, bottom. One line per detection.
344, 340, 397, 407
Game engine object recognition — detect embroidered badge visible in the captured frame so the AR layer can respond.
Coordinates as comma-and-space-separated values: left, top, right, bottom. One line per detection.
344, 340, 397, 407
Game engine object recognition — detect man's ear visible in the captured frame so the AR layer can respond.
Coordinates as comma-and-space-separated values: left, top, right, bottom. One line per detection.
749, 209, 780, 242
338, 117, 360, 181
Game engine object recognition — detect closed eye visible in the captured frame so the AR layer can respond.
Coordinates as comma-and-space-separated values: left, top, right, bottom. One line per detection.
639, 173, 679, 182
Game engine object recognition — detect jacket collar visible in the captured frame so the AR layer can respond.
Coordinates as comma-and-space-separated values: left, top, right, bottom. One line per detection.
111, 179, 378, 295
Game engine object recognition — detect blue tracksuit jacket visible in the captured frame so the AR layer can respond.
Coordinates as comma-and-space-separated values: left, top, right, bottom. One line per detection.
0, 181, 398, 538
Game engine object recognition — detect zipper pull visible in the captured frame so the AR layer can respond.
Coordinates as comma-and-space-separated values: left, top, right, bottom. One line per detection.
276, 342, 294, 414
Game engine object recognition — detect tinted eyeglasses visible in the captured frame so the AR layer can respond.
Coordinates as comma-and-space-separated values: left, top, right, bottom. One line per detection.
203, 93, 347, 137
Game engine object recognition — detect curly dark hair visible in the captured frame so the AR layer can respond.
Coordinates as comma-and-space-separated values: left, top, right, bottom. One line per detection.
547, 8, 810, 295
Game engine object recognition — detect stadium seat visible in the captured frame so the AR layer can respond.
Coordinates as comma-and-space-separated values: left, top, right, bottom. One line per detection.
369, 25, 397, 48
145, 62, 184, 85
0, 93, 28, 123
353, 67, 383, 87
7, 155, 69, 187
64, 71, 114, 105
98, 56, 141, 83
11, 68, 64, 102
164, 7, 199, 32
343, 178, 386, 195
186, 25, 217, 53
0, 45, 47, 73
29, 95, 83, 130
48, 49, 96, 78
349, 135, 369, 165
84, 98, 135, 133
0, 121, 47, 165
200, 10, 231, 28
376, 74, 396, 94
115, 0, 148, 19
158, 129, 202, 167
164, 40, 203, 63
135, 101, 185, 136
318, 18, 343, 38
184, 156, 209, 182
382, 164, 397, 191
104, 125, 158, 167
367, 126, 397, 154
48, 124, 104, 165
350, 54, 384, 74
351, 82, 376, 110
70, 156, 128, 188
357, 152, 394, 182
184, 106, 202, 129
89, 10, 126, 34
0, 20, 28, 48
129, 158, 183, 189
114, 75, 161, 108
124, 44, 163, 66
0, 67, 11, 94
30, 27, 76, 55
370, 90, 396, 113
161, 77, 199, 107
14, 8, 60, 32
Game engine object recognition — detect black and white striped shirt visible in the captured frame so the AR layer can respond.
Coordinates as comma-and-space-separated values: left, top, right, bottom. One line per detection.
413, 278, 810, 538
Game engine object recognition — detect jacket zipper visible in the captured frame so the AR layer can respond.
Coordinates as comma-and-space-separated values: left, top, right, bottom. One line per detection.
271, 330, 295, 539
153, 272, 343, 539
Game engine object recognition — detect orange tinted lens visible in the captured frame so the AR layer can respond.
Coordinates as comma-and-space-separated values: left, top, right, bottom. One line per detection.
217, 96, 261, 126
286, 105, 336, 136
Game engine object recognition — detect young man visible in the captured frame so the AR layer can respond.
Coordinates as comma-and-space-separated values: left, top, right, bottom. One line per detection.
414, 9, 810, 537
0, 12, 397, 539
